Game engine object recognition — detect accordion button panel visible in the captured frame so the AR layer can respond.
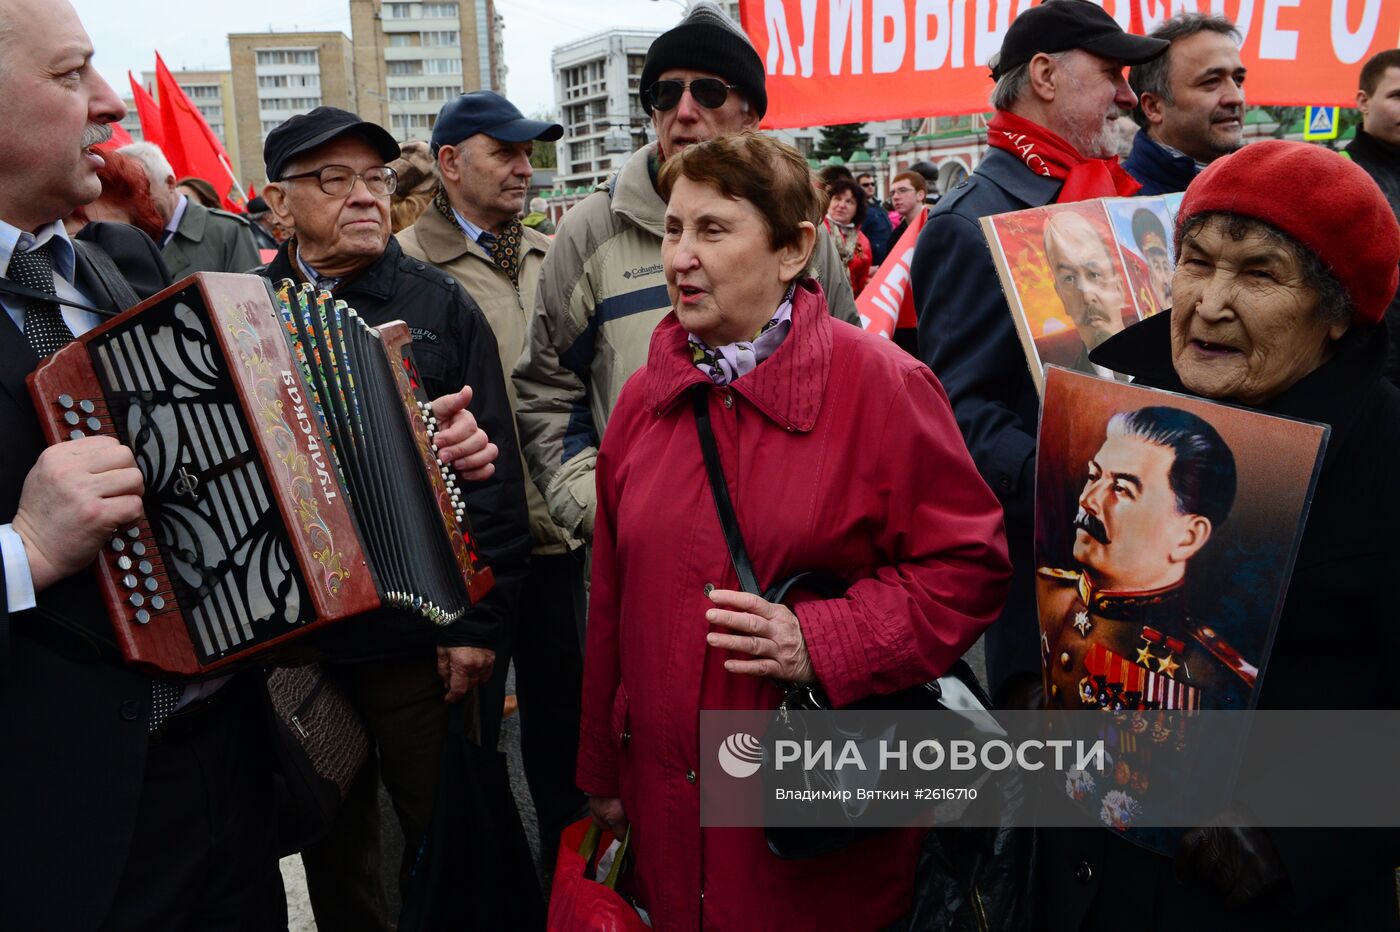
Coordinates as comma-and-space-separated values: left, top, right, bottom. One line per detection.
127, 527, 141, 539
122, 574, 137, 589
131, 542, 146, 556
86, 417, 101, 431
134, 609, 150, 625
150, 596, 165, 610
57, 394, 74, 409
117, 556, 133, 571
129, 593, 144, 607
137, 560, 153, 574
79, 399, 95, 414
63, 411, 80, 426
144, 578, 159, 593
111, 538, 126, 553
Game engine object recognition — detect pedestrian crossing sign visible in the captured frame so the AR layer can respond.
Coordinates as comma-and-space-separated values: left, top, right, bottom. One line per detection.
1304, 106, 1339, 140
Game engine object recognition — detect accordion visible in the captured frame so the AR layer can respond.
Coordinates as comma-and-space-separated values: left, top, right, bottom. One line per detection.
27, 272, 494, 677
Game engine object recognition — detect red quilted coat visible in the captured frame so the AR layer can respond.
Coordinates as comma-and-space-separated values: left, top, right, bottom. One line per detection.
576, 280, 1012, 931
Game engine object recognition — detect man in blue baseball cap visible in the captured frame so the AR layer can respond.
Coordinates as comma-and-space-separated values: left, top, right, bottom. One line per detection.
400, 91, 586, 869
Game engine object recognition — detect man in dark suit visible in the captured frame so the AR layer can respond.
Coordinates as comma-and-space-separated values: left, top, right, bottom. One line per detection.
0, 2, 281, 928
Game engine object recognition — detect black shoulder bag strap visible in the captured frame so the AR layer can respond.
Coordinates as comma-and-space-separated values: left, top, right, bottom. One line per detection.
72, 239, 140, 313
691, 388, 762, 596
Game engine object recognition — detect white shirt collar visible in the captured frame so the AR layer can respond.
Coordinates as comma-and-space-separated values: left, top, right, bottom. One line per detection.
166, 193, 189, 237
0, 219, 76, 284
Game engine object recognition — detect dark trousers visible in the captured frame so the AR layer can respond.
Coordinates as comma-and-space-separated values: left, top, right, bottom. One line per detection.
511, 550, 587, 865
302, 656, 452, 932
99, 676, 279, 932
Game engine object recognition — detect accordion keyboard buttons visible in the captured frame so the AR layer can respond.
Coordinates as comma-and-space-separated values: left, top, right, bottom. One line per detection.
122, 574, 138, 589
86, 417, 101, 431
111, 538, 126, 553
127, 527, 141, 539
144, 578, 158, 593
63, 411, 80, 426
131, 542, 146, 556
117, 556, 133, 571
150, 595, 165, 611
137, 560, 153, 575
78, 399, 95, 414
57, 394, 74, 409
134, 609, 150, 625
69, 430, 85, 441
129, 593, 144, 607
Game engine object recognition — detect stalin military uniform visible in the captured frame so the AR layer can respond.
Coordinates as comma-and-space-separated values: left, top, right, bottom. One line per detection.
1036, 567, 1255, 711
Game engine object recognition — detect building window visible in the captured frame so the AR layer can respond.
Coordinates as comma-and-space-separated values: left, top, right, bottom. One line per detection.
426, 84, 462, 101
388, 33, 418, 47
388, 60, 424, 76
391, 113, 437, 131
258, 75, 287, 88
422, 30, 459, 46
422, 2, 459, 14
255, 49, 317, 65
424, 58, 461, 74
385, 3, 414, 18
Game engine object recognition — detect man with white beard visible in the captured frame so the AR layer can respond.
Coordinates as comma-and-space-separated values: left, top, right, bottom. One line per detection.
910, 0, 1168, 710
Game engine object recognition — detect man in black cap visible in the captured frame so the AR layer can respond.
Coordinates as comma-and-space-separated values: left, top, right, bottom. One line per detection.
261, 106, 531, 931
399, 90, 587, 866
911, 0, 1166, 714
513, 0, 860, 548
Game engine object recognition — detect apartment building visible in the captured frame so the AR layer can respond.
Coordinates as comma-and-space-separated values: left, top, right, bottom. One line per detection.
551, 29, 660, 190
348, 0, 503, 143
229, 32, 357, 187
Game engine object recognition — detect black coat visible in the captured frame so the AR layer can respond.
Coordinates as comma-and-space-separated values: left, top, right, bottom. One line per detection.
1346, 128, 1400, 390
0, 222, 175, 930
264, 238, 531, 662
911, 147, 1061, 704
1035, 311, 1400, 932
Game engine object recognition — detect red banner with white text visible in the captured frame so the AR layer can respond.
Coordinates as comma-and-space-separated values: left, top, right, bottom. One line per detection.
739, 0, 1400, 128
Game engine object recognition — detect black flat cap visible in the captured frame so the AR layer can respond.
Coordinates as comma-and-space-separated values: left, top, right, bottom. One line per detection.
430, 91, 563, 153
992, 0, 1169, 78
264, 107, 400, 181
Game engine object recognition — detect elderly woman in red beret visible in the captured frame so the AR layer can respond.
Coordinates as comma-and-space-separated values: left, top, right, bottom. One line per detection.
1040, 141, 1400, 931
577, 132, 1012, 931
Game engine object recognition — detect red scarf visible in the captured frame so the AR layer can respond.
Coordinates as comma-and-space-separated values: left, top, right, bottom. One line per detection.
987, 110, 1141, 202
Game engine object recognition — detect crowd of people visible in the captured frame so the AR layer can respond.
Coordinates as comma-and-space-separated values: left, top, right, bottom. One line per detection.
3, 0, 1400, 929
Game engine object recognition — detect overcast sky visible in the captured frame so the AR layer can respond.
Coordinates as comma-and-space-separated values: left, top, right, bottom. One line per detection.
73, 0, 689, 119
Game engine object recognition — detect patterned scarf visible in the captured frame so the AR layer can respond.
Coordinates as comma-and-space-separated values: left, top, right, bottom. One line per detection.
687, 286, 795, 386
434, 184, 524, 286
986, 110, 1142, 203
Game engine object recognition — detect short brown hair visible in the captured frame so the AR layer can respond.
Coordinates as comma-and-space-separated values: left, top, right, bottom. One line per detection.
892, 171, 926, 195
1360, 48, 1400, 96
657, 132, 823, 253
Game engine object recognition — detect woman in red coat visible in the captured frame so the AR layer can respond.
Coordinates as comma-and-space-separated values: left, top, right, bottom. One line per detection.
577, 133, 1012, 931
824, 176, 873, 295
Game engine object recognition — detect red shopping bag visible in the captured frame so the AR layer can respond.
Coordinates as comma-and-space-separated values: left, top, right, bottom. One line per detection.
547, 818, 649, 931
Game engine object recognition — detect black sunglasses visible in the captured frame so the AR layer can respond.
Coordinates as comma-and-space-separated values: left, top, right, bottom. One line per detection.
645, 78, 738, 112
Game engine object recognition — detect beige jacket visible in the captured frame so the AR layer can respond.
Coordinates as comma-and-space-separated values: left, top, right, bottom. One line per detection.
399, 205, 576, 554
513, 141, 860, 540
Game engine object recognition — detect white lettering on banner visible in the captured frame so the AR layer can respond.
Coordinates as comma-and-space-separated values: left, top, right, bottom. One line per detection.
873, 0, 907, 72
775, 740, 802, 767
951, 740, 977, 770
1045, 738, 1073, 770
1138, 0, 1169, 33
951, 0, 967, 67
868, 246, 915, 324
857, 788, 910, 799
974, 0, 1016, 66
881, 741, 908, 770
1332, 0, 1382, 64
764, 0, 818, 77
914, 0, 951, 70
808, 741, 834, 769
1260, 0, 1301, 59
830, 0, 864, 74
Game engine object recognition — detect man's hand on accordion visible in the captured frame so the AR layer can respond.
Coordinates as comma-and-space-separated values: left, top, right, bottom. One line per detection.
437, 645, 496, 702
431, 385, 499, 481
12, 437, 144, 594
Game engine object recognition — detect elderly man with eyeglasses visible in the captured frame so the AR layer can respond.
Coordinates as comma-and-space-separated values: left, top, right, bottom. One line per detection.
513, 0, 859, 547
260, 106, 531, 932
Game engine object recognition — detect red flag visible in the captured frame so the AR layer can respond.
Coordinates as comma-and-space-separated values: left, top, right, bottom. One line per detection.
247, 184, 259, 200
856, 208, 927, 339
128, 72, 164, 150
154, 53, 246, 213
97, 122, 135, 151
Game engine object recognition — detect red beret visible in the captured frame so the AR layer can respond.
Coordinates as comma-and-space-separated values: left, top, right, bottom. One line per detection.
1178, 140, 1400, 326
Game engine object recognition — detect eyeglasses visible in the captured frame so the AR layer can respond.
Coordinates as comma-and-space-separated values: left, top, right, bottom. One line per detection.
279, 164, 398, 198
645, 78, 738, 112
859, 181, 876, 190
889, 185, 917, 196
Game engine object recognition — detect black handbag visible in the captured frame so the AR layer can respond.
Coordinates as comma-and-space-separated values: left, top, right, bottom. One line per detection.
691, 389, 998, 859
